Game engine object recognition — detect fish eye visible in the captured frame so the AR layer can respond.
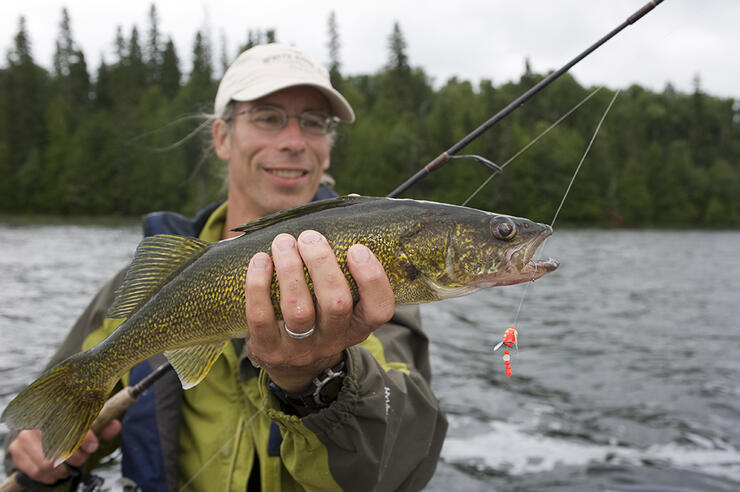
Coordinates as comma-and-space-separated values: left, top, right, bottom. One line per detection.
491, 217, 517, 240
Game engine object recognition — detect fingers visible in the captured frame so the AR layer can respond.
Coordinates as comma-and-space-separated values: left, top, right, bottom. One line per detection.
243, 230, 394, 391
296, 230, 353, 336
67, 420, 122, 467
8, 429, 68, 484
347, 244, 395, 331
65, 430, 99, 467
7, 421, 120, 484
246, 231, 393, 345
98, 419, 123, 440
244, 252, 280, 351
273, 234, 316, 336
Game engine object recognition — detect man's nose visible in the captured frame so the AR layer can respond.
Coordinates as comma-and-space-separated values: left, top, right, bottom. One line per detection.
278, 117, 307, 152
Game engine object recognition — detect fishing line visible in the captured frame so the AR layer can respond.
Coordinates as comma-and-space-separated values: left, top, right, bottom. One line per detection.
462, 86, 602, 208
550, 90, 621, 229
509, 89, 621, 332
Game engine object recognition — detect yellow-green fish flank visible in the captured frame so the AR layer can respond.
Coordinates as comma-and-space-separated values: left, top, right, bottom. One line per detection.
1, 196, 558, 461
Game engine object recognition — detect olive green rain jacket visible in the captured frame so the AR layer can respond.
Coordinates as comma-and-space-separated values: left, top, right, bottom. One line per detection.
4, 199, 447, 492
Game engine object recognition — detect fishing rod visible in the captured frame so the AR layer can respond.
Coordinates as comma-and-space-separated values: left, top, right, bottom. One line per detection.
387, 0, 665, 198
0, 362, 173, 492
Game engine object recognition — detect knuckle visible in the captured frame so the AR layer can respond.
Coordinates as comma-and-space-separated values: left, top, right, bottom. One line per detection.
323, 292, 353, 318
7, 438, 19, 455
245, 304, 274, 325
365, 301, 396, 327
285, 303, 314, 326
26, 464, 47, 481
378, 302, 396, 323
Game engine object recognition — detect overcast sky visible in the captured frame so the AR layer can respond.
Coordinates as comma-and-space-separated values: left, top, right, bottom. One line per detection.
1, 0, 738, 100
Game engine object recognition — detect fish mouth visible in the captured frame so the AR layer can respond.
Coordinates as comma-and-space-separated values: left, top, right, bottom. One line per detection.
520, 257, 559, 280
517, 224, 559, 280
476, 224, 559, 288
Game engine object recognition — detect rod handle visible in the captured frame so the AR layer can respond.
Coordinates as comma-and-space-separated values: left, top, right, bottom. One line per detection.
90, 387, 136, 434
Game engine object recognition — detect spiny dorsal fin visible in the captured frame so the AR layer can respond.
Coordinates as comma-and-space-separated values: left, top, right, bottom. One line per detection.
107, 235, 211, 319
164, 341, 229, 389
232, 195, 375, 234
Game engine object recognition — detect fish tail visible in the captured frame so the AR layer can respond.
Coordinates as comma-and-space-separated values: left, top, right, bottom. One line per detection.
1, 352, 111, 462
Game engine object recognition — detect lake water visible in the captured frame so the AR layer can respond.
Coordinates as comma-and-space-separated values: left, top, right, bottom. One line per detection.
1, 222, 739, 491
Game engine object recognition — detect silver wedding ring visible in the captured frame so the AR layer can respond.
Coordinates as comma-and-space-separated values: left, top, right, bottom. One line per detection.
283, 323, 315, 340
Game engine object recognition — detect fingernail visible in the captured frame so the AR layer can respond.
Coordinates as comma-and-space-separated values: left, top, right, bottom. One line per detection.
350, 244, 371, 264
300, 230, 322, 244
83, 441, 98, 453
276, 235, 294, 251
251, 254, 269, 270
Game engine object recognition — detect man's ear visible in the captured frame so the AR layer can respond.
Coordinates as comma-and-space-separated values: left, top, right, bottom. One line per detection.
213, 119, 231, 161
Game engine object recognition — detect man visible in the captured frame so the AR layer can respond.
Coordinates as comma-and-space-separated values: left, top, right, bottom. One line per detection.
4, 43, 447, 491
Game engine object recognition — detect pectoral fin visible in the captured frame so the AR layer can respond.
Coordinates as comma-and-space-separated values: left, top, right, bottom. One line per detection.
164, 341, 229, 389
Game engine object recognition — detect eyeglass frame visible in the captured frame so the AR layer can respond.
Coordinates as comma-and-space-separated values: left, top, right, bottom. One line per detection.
227, 104, 339, 136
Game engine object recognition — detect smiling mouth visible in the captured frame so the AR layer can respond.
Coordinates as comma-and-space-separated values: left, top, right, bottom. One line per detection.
267, 169, 307, 179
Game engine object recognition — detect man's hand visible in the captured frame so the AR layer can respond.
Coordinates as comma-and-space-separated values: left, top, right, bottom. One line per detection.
244, 230, 395, 393
7, 421, 121, 484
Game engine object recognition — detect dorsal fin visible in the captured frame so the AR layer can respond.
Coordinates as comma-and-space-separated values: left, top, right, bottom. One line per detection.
232, 195, 374, 234
107, 235, 211, 319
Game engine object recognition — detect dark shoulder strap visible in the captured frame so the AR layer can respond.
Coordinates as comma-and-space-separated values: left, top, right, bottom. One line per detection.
142, 202, 223, 237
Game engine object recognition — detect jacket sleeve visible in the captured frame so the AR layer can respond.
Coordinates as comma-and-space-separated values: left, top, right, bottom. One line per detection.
263, 304, 448, 492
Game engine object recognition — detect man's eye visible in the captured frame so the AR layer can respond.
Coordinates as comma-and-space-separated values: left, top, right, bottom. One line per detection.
255, 113, 282, 124
302, 117, 324, 129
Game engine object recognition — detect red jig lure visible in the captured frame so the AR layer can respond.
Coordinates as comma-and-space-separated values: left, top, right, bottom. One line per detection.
493, 326, 518, 377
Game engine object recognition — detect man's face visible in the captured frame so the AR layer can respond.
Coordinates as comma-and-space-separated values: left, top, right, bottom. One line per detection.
216, 86, 333, 220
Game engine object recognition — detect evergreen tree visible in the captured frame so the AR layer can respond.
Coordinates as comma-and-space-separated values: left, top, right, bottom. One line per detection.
0, 11, 738, 226
53, 8, 74, 77
387, 22, 409, 73
146, 4, 164, 84
127, 26, 147, 89
160, 38, 181, 100
114, 26, 126, 60
94, 59, 113, 109
219, 29, 230, 76
617, 158, 653, 225
327, 11, 342, 88
3, 17, 49, 211
52, 8, 90, 118
690, 74, 715, 168
174, 30, 217, 210
183, 31, 214, 103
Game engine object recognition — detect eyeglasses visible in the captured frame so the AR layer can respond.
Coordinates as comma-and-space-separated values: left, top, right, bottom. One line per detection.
231, 105, 339, 136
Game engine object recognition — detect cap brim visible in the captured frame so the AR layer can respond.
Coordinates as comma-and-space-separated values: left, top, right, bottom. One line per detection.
229, 79, 354, 123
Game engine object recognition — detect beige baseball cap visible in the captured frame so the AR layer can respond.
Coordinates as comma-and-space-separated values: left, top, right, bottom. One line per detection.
214, 43, 355, 123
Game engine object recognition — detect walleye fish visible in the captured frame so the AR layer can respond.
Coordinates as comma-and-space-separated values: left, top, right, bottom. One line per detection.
1, 196, 558, 461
